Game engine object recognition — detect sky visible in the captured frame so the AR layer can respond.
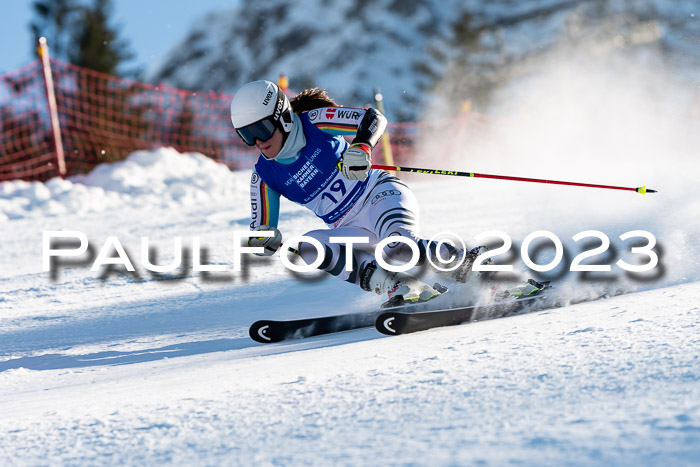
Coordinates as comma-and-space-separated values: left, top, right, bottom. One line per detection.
0, 0, 240, 75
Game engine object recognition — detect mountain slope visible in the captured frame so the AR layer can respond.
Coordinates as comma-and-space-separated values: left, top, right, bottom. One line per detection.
149, 0, 700, 120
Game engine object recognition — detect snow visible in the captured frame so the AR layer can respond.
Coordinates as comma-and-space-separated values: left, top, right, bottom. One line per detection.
1, 278, 698, 464
149, 0, 700, 123
0, 148, 245, 221
2, 63, 700, 463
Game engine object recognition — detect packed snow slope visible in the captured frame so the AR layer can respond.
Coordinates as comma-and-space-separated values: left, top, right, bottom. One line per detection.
2, 69, 700, 463
1, 145, 698, 464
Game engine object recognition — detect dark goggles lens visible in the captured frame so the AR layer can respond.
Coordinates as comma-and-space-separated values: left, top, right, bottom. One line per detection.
236, 118, 276, 146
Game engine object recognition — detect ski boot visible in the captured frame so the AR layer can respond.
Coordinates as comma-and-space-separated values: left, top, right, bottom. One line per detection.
360, 261, 443, 306
508, 279, 548, 297
491, 278, 548, 300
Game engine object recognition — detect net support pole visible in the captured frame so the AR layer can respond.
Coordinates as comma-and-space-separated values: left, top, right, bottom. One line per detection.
37, 37, 66, 178
373, 88, 395, 168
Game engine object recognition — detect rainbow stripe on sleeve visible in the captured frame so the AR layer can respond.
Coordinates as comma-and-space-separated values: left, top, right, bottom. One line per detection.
260, 181, 271, 225
259, 181, 280, 227
315, 122, 357, 136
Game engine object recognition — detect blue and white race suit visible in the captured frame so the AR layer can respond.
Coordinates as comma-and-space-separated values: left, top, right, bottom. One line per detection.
250, 107, 440, 285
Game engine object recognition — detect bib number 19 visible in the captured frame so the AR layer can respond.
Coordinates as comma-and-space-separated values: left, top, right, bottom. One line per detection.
321, 179, 347, 204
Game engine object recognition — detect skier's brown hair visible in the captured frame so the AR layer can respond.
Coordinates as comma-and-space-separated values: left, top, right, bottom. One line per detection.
290, 88, 339, 114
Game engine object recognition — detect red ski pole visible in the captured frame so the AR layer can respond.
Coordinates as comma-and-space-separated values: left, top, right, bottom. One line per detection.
372, 164, 657, 195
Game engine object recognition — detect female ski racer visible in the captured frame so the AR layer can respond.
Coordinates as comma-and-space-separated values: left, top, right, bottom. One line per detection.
230, 80, 479, 304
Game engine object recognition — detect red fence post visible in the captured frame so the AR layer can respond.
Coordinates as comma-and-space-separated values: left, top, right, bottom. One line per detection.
37, 37, 66, 178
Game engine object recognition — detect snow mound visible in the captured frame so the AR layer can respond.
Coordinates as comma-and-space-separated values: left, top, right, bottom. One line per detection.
0, 148, 248, 221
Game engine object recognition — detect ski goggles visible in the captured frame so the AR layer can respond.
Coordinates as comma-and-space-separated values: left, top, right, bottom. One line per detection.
235, 117, 277, 146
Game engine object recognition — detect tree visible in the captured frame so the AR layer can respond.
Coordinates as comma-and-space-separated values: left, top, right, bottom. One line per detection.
30, 0, 79, 61
69, 0, 134, 76
30, 0, 135, 77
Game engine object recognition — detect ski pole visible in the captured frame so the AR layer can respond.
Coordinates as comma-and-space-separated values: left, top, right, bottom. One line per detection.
372, 164, 657, 195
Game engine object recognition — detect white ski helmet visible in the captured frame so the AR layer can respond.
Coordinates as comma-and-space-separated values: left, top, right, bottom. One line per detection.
230, 80, 294, 146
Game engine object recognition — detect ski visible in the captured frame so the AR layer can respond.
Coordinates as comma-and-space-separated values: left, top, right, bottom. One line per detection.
249, 311, 381, 343
376, 281, 550, 336
249, 292, 451, 343
250, 281, 550, 343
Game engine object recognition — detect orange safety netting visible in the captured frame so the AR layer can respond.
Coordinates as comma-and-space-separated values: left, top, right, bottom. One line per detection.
1, 60, 58, 181
1, 57, 256, 181
0, 57, 486, 182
